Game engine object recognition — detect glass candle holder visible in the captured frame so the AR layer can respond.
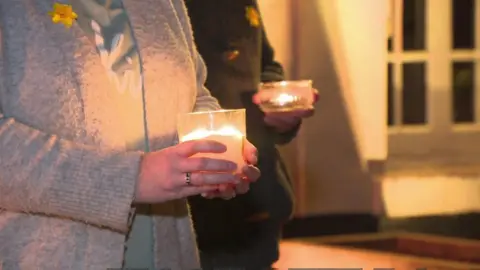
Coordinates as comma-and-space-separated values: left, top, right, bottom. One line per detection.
257, 80, 314, 112
177, 109, 246, 172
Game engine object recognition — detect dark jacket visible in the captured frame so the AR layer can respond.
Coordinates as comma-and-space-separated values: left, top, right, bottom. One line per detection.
186, 0, 299, 267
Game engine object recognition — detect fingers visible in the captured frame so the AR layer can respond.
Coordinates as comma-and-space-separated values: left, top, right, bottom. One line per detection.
178, 156, 238, 172
252, 92, 262, 104
313, 88, 319, 103
181, 185, 218, 198
200, 184, 236, 200
234, 180, 250, 194
263, 115, 301, 133
181, 183, 241, 198
200, 191, 217, 199
187, 172, 241, 186
243, 140, 258, 165
175, 140, 227, 157
218, 184, 236, 199
199, 180, 251, 199
242, 165, 261, 183
297, 108, 315, 118
264, 115, 300, 128
263, 109, 314, 132
265, 109, 314, 119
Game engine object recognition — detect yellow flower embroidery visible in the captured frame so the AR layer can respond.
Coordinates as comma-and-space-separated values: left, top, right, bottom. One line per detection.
48, 3, 78, 28
245, 6, 260, 28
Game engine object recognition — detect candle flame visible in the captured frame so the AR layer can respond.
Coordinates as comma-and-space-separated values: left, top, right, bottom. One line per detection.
181, 126, 244, 142
273, 93, 296, 106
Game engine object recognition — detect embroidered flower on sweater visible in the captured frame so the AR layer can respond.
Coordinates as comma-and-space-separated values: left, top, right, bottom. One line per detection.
48, 3, 78, 28
245, 6, 260, 28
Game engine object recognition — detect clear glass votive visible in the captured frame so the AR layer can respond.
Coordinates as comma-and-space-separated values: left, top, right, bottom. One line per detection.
177, 109, 246, 172
257, 80, 314, 112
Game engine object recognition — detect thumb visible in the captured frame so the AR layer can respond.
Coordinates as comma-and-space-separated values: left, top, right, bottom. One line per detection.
243, 139, 258, 165
252, 93, 262, 104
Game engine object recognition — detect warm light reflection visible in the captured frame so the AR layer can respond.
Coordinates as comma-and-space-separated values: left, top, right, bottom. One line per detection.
271, 93, 297, 106
181, 126, 244, 141
275, 239, 441, 268
258, 80, 313, 113
180, 126, 245, 172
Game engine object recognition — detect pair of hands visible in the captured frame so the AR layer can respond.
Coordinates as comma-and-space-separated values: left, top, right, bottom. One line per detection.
135, 89, 319, 202
135, 139, 259, 203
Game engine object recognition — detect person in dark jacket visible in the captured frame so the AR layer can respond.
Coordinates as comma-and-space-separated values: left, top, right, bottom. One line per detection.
185, 0, 318, 268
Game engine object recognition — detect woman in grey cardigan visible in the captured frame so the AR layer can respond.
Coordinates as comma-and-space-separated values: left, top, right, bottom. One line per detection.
0, 0, 260, 269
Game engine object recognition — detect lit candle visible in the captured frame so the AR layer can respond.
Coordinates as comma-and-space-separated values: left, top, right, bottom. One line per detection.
180, 126, 245, 172
260, 92, 305, 112
258, 80, 314, 112
271, 93, 298, 106
177, 110, 246, 172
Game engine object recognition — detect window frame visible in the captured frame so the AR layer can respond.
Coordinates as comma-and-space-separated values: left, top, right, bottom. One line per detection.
388, 0, 480, 157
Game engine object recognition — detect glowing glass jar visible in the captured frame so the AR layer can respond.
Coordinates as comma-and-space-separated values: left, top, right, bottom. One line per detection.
177, 109, 246, 172
257, 80, 314, 112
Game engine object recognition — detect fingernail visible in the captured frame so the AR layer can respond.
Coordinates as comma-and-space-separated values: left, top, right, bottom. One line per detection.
228, 162, 238, 171
251, 155, 258, 165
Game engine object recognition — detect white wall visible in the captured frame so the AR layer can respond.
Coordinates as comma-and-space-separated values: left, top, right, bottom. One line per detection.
257, 0, 292, 76
260, 0, 480, 219
333, 0, 389, 161
259, 0, 388, 216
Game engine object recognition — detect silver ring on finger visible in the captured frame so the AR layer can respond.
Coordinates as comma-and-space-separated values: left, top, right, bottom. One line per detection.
185, 172, 192, 186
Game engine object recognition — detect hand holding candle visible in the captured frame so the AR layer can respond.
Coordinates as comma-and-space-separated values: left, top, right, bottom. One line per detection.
201, 140, 259, 199
135, 139, 244, 203
253, 80, 319, 133
177, 109, 260, 199
253, 81, 318, 133
178, 109, 247, 172
180, 125, 245, 170
255, 80, 316, 112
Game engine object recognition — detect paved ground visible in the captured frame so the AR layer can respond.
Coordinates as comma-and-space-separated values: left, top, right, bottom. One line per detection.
274, 239, 480, 269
